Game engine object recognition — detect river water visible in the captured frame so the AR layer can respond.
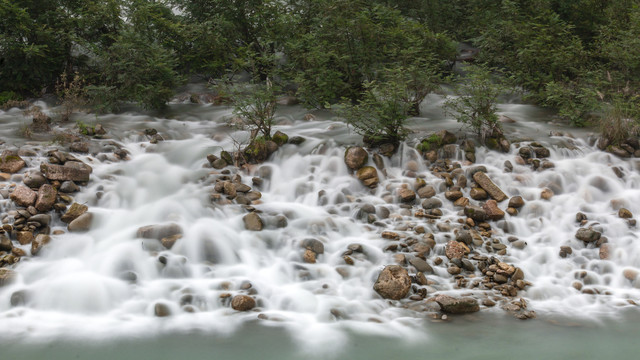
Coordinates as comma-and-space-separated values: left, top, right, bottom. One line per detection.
0, 95, 638, 359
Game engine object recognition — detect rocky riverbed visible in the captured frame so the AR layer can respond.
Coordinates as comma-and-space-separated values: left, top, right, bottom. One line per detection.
0, 100, 639, 345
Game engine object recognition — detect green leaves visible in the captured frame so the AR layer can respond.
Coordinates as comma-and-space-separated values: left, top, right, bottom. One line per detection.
443, 65, 506, 138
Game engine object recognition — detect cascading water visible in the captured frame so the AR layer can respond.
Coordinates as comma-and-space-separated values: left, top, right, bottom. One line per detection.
0, 96, 639, 354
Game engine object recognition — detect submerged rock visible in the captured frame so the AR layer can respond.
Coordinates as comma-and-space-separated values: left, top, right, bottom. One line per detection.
373, 265, 411, 300
136, 223, 183, 239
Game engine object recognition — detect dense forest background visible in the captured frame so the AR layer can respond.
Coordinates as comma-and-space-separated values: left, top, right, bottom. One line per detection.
1, 0, 639, 145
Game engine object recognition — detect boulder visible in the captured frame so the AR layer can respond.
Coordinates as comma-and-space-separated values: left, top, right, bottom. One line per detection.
435, 295, 480, 314
344, 147, 368, 171
10, 185, 37, 207
136, 223, 183, 239
575, 228, 601, 243
356, 166, 379, 188
61, 203, 89, 223
231, 295, 256, 311
0, 150, 26, 173
373, 265, 411, 300
68, 212, 93, 232
35, 184, 57, 212
482, 200, 505, 220
472, 172, 507, 202
243, 212, 263, 231
41, 162, 91, 182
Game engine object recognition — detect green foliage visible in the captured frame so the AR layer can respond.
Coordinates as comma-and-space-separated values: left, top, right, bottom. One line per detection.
541, 77, 602, 126
599, 96, 640, 146
286, 0, 455, 108
218, 79, 279, 140
89, 30, 182, 111
444, 66, 506, 138
416, 134, 443, 153
337, 76, 414, 146
0, 91, 20, 106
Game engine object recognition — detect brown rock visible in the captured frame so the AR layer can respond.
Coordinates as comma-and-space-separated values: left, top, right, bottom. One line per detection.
68, 212, 93, 232
470, 187, 488, 200
31, 234, 51, 255
445, 190, 463, 201
464, 205, 487, 222
434, 294, 479, 314
17, 231, 34, 245
541, 188, 554, 200
356, 166, 379, 188
0, 150, 26, 173
303, 249, 316, 263
10, 185, 37, 207
161, 234, 182, 249
381, 231, 400, 240
623, 269, 638, 281
373, 265, 411, 300
508, 196, 525, 208
472, 172, 507, 202
231, 295, 256, 311
0, 235, 12, 252
35, 184, 57, 212
619, 208, 633, 219
61, 203, 89, 223
482, 200, 505, 221
40, 162, 91, 182
417, 186, 436, 199
445, 240, 469, 260
575, 228, 601, 243
0, 269, 16, 287
599, 244, 611, 260
154, 303, 171, 317
243, 212, 263, 231
397, 188, 416, 203
69, 141, 89, 153
344, 147, 368, 171
453, 197, 469, 207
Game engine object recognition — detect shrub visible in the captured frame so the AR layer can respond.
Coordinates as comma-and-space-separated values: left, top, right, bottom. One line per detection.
337, 77, 414, 147
443, 65, 506, 139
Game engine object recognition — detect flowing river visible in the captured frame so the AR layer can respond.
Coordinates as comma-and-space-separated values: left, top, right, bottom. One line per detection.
0, 94, 638, 359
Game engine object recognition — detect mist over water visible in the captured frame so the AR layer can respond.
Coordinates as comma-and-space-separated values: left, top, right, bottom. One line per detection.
0, 96, 639, 355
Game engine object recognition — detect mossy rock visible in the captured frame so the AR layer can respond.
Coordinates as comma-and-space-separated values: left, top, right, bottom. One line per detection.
417, 133, 443, 153
272, 131, 289, 146
243, 138, 269, 163
220, 150, 233, 165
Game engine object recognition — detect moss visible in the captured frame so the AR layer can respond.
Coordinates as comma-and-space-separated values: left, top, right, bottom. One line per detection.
417, 133, 443, 153
272, 131, 289, 146
485, 137, 499, 150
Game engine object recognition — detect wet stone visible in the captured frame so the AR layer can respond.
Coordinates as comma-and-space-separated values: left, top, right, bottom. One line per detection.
10, 185, 37, 207
575, 228, 601, 243
409, 257, 433, 274
434, 295, 479, 314
373, 265, 411, 300
472, 172, 507, 202
243, 212, 263, 231
417, 186, 436, 199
